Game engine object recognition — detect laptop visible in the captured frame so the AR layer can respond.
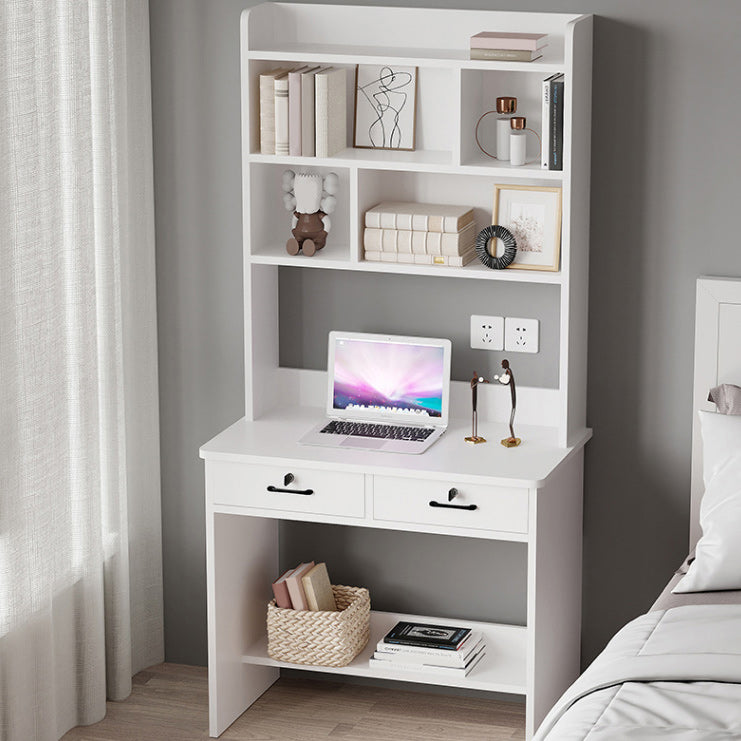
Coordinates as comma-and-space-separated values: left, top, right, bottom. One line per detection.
299, 331, 452, 454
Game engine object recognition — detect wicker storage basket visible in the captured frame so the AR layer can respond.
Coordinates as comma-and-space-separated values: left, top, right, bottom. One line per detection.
267, 585, 370, 667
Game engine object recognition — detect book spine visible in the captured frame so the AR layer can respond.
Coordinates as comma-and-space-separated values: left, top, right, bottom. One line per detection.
271, 581, 292, 609
364, 250, 382, 262
288, 71, 302, 156
551, 77, 565, 171
315, 73, 329, 158
259, 74, 277, 155
376, 632, 481, 657
542, 76, 552, 169
301, 71, 316, 157
470, 35, 546, 51
469, 48, 542, 62
366, 212, 467, 234
274, 76, 289, 156
363, 228, 474, 256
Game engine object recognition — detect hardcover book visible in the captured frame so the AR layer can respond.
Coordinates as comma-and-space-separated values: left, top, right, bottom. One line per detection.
363, 222, 476, 256
285, 561, 315, 611
288, 66, 315, 156
375, 635, 484, 667
541, 73, 560, 169
315, 67, 347, 158
369, 647, 485, 676
300, 66, 325, 157
470, 31, 548, 51
469, 48, 544, 62
364, 202, 474, 233
259, 68, 290, 155
271, 568, 295, 609
549, 74, 565, 170
383, 621, 472, 650
274, 74, 290, 156
301, 562, 337, 612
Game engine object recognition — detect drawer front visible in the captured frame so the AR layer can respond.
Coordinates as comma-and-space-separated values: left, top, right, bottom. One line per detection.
208, 461, 365, 518
373, 476, 528, 534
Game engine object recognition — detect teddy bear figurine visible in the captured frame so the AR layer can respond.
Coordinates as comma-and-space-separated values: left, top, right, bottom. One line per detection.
282, 170, 339, 256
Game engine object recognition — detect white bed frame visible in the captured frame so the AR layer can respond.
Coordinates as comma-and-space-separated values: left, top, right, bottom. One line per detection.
690, 276, 741, 547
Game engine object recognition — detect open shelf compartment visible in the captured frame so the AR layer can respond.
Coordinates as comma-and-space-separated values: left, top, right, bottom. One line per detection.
243, 609, 528, 695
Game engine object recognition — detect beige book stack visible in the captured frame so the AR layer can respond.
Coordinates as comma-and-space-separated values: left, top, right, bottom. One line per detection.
363, 202, 477, 266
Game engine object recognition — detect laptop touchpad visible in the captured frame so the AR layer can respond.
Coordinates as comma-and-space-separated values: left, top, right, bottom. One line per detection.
340, 438, 386, 449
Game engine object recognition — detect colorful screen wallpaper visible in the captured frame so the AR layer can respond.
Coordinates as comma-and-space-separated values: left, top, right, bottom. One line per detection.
332, 338, 445, 417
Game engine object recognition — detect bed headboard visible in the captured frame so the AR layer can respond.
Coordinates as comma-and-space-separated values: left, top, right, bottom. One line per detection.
690, 277, 741, 547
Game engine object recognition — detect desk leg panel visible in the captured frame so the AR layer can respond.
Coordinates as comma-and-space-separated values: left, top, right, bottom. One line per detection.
207, 509, 279, 737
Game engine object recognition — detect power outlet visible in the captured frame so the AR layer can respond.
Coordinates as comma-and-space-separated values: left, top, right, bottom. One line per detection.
504, 317, 539, 353
470, 315, 504, 351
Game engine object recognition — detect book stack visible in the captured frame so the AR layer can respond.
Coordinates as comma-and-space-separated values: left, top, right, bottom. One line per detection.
542, 73, 565, 170
369, 621, 486, 677
363, 202, 476, 267
259, 66, 347, 158
469, 31, 548, 62
271, 561, 337, 612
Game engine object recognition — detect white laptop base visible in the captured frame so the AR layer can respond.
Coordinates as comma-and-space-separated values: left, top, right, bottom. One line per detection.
298, 331, 452, 455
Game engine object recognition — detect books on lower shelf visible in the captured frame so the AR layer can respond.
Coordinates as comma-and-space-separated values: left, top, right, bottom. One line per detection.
271, 561, 337, 612
363, 202, 477, 268
260, 65, 347, 158
370, 621, 487, 677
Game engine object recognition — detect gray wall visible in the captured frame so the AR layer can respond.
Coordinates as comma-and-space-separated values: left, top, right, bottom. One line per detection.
150, 0, 741, 668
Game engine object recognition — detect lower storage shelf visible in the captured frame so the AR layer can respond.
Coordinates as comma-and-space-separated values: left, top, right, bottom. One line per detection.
242, 609, 527, 695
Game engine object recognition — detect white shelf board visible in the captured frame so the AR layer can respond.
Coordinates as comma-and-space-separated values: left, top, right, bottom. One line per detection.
247, 42, 564, 74
243, 609, 528, 695
249, 250, 563, 284
249, 149, 454, 174
458, 158, 565, 181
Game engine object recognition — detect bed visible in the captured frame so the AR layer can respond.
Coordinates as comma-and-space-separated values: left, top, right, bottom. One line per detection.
534, 277, 741, 740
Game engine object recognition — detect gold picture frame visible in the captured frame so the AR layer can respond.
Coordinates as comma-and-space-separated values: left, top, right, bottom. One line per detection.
492, 184, 562, 272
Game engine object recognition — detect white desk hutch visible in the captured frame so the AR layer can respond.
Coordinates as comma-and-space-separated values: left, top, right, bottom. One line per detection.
201, 4, 593, 739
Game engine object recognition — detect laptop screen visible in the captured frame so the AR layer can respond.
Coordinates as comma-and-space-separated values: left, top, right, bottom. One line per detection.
329, 334, 449, 421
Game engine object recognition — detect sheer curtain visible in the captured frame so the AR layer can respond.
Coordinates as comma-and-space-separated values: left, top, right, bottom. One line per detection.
0, 2, 163, 739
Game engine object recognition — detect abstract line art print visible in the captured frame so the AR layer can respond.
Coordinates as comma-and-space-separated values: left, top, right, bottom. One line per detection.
354, 64, 417, 151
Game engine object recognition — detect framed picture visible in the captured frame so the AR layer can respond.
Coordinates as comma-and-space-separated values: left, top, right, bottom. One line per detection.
353, 64, 417, 151
492, 185, 562, 271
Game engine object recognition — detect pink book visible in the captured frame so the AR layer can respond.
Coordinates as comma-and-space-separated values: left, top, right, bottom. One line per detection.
470, 31, 548, 51
285, 561, 315, 611
271, 568, 295, 609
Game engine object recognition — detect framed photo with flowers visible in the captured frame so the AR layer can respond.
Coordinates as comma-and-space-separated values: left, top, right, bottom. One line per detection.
492, 185, 562, 271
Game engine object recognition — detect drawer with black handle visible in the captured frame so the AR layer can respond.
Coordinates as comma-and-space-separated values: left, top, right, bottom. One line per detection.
207, 461, 365, 518
372, 475, 528, 534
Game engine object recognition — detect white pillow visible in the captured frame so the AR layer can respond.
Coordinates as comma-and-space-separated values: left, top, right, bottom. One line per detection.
673, 412, 741, 593
698, 410, 741, 486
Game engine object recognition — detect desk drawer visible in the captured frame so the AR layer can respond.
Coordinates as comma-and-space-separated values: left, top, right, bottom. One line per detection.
208, 461, 365, 518
373, 476, 528, 534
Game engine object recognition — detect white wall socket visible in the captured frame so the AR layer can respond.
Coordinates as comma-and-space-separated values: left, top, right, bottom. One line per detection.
470, 315, 504, 351
504, 317, 539, 353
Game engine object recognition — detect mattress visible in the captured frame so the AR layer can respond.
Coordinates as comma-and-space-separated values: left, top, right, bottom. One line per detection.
650, 554, 741, 611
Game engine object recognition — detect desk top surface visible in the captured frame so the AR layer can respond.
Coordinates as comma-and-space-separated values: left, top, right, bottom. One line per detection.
200, 407, 591, 487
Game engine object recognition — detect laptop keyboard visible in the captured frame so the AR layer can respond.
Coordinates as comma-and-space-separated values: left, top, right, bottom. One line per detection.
320, 420, 435, 442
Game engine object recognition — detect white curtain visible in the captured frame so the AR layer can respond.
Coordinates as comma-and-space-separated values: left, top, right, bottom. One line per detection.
0, 1, 163, 739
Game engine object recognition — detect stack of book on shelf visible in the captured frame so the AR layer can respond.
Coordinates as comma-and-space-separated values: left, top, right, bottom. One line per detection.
370, 621, 486, 677
542, 73, 565, 170
271, 561, 337, 611
364, 202, 476, 267
469, 31, 548, 62
259, 66, 346, 158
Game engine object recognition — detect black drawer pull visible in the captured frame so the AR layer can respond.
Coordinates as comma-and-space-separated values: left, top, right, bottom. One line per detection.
429, 500, 477, 511
267, 485, 314, 496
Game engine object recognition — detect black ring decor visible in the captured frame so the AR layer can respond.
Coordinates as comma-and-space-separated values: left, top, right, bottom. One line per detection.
475, 224, 517, 270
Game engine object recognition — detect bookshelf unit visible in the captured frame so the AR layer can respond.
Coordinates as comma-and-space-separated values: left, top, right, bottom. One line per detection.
202, 4, 592, 739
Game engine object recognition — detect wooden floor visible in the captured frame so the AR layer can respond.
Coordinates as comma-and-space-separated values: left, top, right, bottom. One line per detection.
61, 664, 525, 740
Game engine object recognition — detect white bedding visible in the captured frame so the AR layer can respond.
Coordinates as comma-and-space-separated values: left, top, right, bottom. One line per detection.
534, 604, 741, 740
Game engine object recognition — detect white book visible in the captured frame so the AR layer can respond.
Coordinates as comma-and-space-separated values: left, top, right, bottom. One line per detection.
369, 647, 486, 677
259, 68, 289, 155
300, 66, 326, 157
315, 67, 347, 158
542, 73, 559, 169
374, 638, 486, 668
274, 74, 290, 156
376, 631, 482, 659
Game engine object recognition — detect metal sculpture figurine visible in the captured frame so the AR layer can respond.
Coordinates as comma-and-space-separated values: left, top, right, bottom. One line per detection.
282, 170, 339, 256
465, 372, 489, 444
494, 359, 521, 448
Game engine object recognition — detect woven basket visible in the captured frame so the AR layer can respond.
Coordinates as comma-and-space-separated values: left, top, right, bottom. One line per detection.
267, 585, 370, 667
